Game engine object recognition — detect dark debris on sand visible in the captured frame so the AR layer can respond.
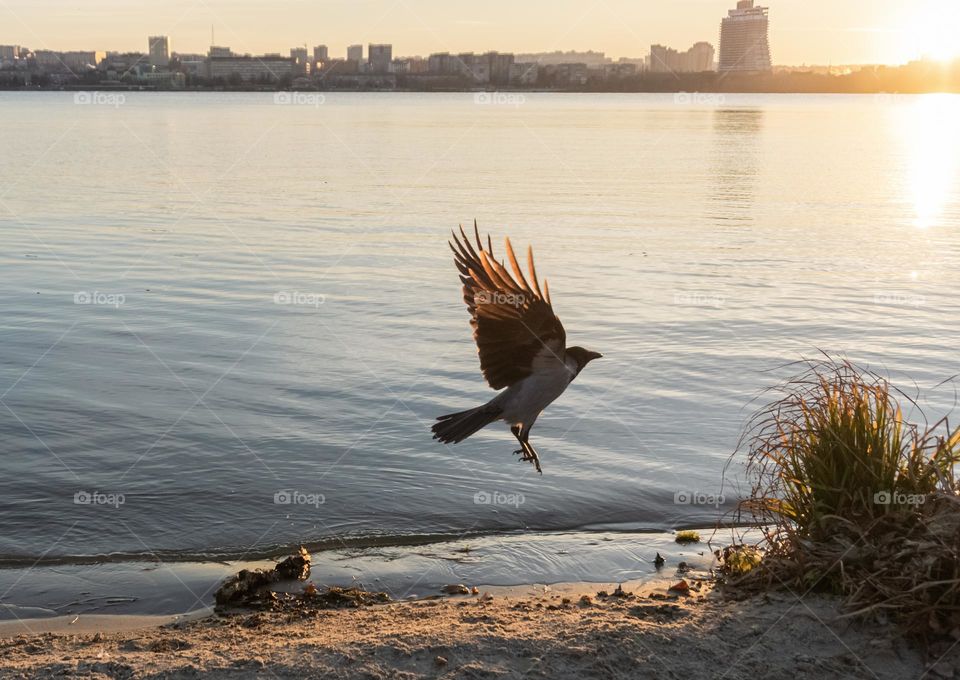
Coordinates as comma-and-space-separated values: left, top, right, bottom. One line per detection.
214, 546, 391, 615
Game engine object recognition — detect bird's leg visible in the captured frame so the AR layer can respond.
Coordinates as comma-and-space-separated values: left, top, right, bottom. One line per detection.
510, 425, 542, 473
520, 428, 542, 475
511, 425, 526, 458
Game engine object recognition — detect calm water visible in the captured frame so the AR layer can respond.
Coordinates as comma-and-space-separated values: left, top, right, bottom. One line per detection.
1, 92, 958, 565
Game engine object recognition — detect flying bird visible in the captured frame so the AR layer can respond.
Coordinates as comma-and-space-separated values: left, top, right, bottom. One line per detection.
431, 223, 602, 473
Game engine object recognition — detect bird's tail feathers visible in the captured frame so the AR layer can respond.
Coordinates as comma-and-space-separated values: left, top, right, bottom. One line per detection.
432, 403, 503, 444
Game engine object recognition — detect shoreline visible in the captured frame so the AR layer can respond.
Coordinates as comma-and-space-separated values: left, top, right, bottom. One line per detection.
0, 529, 730, 627
0, 578, 936, 679
1, 528, 948, 678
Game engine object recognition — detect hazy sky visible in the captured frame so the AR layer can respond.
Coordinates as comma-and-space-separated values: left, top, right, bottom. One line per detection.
1, 0, 956, 65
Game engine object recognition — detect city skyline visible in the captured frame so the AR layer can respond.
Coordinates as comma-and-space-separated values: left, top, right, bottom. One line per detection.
1, 0, 959, 67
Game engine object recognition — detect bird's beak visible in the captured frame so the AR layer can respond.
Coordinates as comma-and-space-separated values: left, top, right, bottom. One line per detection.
588, 351, 603, 362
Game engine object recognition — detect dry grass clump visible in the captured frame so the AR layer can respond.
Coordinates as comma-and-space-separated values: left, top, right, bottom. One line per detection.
723, 357, 960, 637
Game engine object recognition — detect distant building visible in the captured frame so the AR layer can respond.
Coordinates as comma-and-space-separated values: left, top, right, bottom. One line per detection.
603, 62, 638, 79
457, 53, 489, 83
317, 57, 361, 76
347, 44, 363, 61
718, 0, 772, 72
428, 52, 459, 75
509, 62, 538, 86
648, 42, 714, 73
368, 44, 392, 73
313, 45, 329, 63
393, 57, 428, 74
33, 50, 60, 67
207, 55, 294, 82
485, 52, 515, 85
148, 35, 170, 67
138, 71, 185, 88
208, 46, 233, 58
0, 45, 19, 62
34, 50, 105, 72
99, 52, 149, 78
515, 50, 607, 67
176, 54, 207, 77
543, 63, 591, 86
290, 47, 310, 74
688, 42, 716, 71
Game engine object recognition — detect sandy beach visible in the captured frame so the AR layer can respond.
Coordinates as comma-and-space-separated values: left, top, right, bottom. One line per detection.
0, 578, 944, 680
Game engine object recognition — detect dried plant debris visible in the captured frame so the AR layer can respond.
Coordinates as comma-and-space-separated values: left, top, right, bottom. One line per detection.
214, 547, 389, 612
303, 587, 391, 609
214, 569, 278, 608
274, 545, 312, 581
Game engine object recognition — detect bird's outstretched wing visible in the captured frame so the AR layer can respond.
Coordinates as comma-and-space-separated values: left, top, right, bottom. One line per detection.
449, 222, 566, 390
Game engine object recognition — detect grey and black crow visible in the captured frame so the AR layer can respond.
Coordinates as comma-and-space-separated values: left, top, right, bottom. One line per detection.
431, 224, 602, 473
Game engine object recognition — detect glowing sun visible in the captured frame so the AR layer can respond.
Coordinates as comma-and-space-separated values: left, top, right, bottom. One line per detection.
904, 1, 960, 62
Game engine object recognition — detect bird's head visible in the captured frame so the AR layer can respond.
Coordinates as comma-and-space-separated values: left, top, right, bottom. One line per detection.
566, 346, 603, 376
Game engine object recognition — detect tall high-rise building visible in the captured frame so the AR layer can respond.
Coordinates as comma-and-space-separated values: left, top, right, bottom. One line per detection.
347, 44, 363, 62
368, 44, 392, 73
718, 0, 771, 72
148, 35, 170, 67
313, 45, 329, 62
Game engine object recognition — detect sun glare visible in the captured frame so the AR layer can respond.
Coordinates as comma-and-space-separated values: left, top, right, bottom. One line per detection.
903, 95, 960, 229
904, 1, 960, 62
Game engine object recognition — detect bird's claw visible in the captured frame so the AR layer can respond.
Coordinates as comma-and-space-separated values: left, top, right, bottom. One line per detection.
513, 449, 542, 474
